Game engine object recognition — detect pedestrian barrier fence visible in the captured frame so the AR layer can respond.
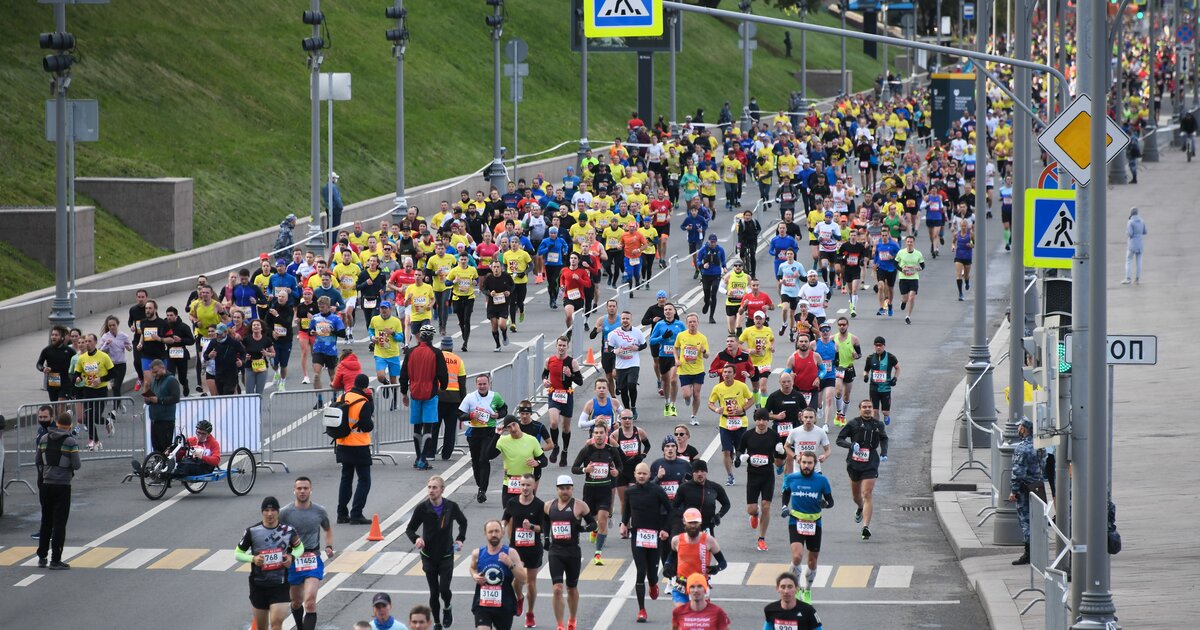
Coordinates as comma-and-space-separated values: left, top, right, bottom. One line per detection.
263, 388, 338, 470
5, 396, 142, 492
1019, 493, 1071, 629
953, 361, 996, 482
145, 393, 264, 459
370, 383, 411, 464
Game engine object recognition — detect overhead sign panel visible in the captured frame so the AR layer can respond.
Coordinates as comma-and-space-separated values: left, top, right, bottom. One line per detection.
1037, 94, 1129, 186
1024, 188, 1076, 269
584, 0, 663, 38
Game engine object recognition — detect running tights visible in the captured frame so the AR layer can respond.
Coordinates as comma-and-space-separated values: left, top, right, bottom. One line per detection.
423, 555, 454, 625
631, 543, 661, 609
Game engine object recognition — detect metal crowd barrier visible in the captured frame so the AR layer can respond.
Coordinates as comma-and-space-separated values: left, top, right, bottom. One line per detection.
157, 393, 277, 473
1021, 493, 1071, 629
370, 383, 409, 465
5, 395, 142, 491
263, 388, 338, 470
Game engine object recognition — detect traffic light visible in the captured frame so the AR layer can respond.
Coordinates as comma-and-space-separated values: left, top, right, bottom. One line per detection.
1133, 0, 1146, 19
486, 0, 504, 29
1043, 277, 1072, 327
302, 10, 327, 53
39, 31, 76, 75
385, 5, 408, 43
1057, 339, 1072, 375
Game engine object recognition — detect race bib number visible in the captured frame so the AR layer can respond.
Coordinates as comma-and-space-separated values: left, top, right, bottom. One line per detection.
797, 441, 818, 453
782, 276, 797, 287
636, 529, 658, 549
661, 344, 675, 357
872, 369, 887, 383
847, 254, 860, 266
754, 337, 766, 355
456, 280, 472, 292
363, 298, 378, 309
616, 346, 636, 360
852, 446, 871, 462
821, 360, 833, 374
682, 346, 699, 361
492, 293, 506, 304
273, 324, 287, 337
660, 481, 679, 500
315, 322, 332, 337
859, 160, 870, 170
169, 347, 186, 359
773, 621, 799, 630
903, 266, 918, 276
795, 520, 817, 536
749, 454, 770, 467
619, 439, 639, 457
546, 252, 560, 264
293, 552, 318, 573
341, 276, 354, 288
836, 368, 846, 379
47, 372, 62, 388
142, 329, 159, 343
802, 392, 812, 405
776, 422, 792, 437
551, 390, 569, 404
725, 415, 745, 430
239, 306, 253, 319
656, 212, 669, 223
729, 288, 745, 299
470, 408, 492, 426
251, 359, 268, 373
260, 548, 286, 571
413, 296, 428, 309
479, 585, 503, 608
300, 317, 311, 329
566, 288, 582, 301
506, 476, 523, 494
589, 462, 610, 480
514, 528, 536, 546
551, 521, 572, 540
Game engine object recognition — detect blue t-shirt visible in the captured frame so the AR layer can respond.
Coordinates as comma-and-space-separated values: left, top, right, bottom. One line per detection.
782, 471, 832, 524
649, 319, 686, 356
308, 312, 345, 356
874, 240, 901, 273
814, 340, 837, 380
777, 261, 805, 297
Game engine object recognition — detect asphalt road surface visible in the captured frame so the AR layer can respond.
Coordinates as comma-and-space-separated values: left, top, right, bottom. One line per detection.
0, 188, 1005, 629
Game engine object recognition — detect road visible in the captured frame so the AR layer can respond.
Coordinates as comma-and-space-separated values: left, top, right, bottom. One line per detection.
0, 185, 1002, 629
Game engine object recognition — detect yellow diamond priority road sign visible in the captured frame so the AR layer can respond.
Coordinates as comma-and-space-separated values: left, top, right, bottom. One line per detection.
1037, 94, 1129, 187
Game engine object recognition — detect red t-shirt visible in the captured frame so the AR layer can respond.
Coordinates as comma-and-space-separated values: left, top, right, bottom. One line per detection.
649, 199, 673, 226
739, 292, 774, 317
671, 603, 731, 630
790, 350, 820, 392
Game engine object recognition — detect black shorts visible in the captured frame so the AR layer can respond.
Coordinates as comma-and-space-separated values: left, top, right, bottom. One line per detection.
819, 377, 837, 390
954, 257, 972, 266
248, 582, 291, 610
564, 298, 585, 311
842, 266, 861, 282
473, 607, 514, 629
898, 278, 919, 296
837, 365, 856, 382
819, 250, 838, 263
745, 471, 776, 504
486, 305, 508, 320
548, 547, 583, 587
312, 352, 338, 369
749, 365, 772, 384
658, 356, 677, 373
548, 392, 575, 418
780, 295, 798, 309
725, 304, 742, 317
514, 545, 543, 569
847, 465, 879, 482
410, 319, 430, 336
1001, 208, 1013, 223
788, 522, 823, 551
601, 350, 616, 373
582, 484, 613, 514
655, 223, 672, 236
877, 269, 897, 287
870, 390, 892, 411
616, 367, 640, 392
926, 219, 944, 228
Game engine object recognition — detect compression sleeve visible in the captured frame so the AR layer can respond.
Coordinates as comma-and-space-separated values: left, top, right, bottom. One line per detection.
234, 546, 254, 563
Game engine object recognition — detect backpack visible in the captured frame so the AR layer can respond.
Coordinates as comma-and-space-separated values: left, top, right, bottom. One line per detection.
323, 394, 365, 440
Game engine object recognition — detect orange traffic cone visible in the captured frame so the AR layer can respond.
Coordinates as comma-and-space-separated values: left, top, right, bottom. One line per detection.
584, 347, 597, 366
367, 514, 385, 541
249, 620, 257, 630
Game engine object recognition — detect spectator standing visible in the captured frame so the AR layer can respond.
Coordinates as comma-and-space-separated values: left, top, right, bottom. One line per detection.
433, 336, 468, 461
35, 412, 81, 569
322, 172, 344, 245
1122, 207, 1147, 284
335, 374, 375, 525
144, 360, 182, 454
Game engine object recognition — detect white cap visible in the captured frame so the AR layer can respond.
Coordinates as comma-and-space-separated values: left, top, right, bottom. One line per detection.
331, 171, 340, 180
555, 474, 574, 486
753, 310, 766, 320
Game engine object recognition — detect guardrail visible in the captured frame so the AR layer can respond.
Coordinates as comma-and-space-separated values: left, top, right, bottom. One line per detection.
1020, 493, 1070, 629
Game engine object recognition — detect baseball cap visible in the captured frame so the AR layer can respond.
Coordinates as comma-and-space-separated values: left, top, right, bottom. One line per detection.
275, 258, 288, 266
379, 301, 393, 310
874, 336, 886, 345
682, 508, 703, 523
825, 211, 834, 217
372, 593, 391, 607
656, 290, 668, 299
215, 323, 229, 334
260, 496, 280, 511
555, 474, 575, 486
708, 234, 719, 241
753, 310, 766, 320
549, 227, 559, 233
686, 573, 710, 592
819, 323, 832, 331
259, 253, 270, 260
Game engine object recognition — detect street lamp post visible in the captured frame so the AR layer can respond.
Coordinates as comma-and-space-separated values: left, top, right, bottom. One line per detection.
302, 1, 327, 254
841, 0, 848, 95
740, 0, 753, 132
42, 1, 80, 328
387, 1, 410, 218
578, 6, 590, 171
486, 0, 507, 192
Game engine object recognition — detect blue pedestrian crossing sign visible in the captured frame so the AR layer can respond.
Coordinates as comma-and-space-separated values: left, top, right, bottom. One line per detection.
1024, 189, 1076, 269
584, 0, 663, 38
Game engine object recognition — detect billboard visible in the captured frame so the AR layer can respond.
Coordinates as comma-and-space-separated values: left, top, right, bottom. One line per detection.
929, 73, 976, 140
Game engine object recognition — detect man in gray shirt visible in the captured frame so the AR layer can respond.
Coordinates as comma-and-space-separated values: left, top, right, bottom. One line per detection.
36, 412, 82, 569
280, 476, 335, 630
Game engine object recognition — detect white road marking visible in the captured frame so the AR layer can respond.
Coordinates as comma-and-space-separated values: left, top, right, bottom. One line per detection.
14, 575, 43, 587
192, 549, 239, 572
106, 548, 166, 570
362, 551, 416, 575
83, 487, 192, 549
332, 587, 960, 605
589, 564, 638, 630
874, 564, 915, 588
812, 563, 833, 588
22, 546, 84, 566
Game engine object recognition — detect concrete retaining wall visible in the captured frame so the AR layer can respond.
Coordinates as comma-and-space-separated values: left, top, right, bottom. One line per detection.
0, 207, 95, 277
75, 177, 194, 251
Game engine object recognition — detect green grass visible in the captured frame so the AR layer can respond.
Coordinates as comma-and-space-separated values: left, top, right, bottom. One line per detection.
0, 1, 898, 300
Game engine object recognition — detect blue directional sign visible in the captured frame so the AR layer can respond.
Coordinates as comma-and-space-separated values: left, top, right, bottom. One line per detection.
1024, 189, 1076, 269
584, 0, 663, 38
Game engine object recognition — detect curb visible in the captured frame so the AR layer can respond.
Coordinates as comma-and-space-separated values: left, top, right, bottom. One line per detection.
964, 556, 1029, 630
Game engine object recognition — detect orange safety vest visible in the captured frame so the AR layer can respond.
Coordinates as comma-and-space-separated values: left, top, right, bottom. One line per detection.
335, 391, 371, 447
443, 351, 464, 393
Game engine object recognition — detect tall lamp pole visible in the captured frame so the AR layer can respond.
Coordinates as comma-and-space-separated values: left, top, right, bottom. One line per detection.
387, 1, 410, 217
486, 0, 507, 192
302, 1, 328, 253
578, 6, 590, 171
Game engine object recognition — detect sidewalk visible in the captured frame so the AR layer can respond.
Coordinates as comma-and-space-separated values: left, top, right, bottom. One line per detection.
930, 139, 1200, 629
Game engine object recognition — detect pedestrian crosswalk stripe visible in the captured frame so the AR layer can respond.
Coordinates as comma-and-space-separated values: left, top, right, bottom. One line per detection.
108, 548, 166, 570
193, 549, 238, 572
874, 564, 913, 588
70, 547, 126, 569
831, 565, 872, 588
0, 545, 914, 587
148, 548, 207, 570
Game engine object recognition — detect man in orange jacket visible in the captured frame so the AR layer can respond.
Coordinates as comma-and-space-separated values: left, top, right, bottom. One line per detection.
335, 374, 375, 525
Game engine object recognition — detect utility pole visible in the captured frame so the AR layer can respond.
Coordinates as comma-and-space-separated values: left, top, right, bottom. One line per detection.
303, 0, 326, 254
1108, 11, 1130, 184
1071, 0, 1120, 624
1173, 0, 1182, 121
966, 0, 998, 452
44, 1, 76, 327
669, 8, 678, 130
577, 6, 590, 172
387, 1, 410, 218
936, 0, 942, 71
486, 0, 507, 192
740, 0, 753, 133
841, 0, 848, 95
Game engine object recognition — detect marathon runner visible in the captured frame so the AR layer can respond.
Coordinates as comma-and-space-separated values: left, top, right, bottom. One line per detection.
832, 317, 862, 427
782, 449, 835, 603
863, 336, 901, 426
459, 374, 508, 503
953, 218, 974, 301
776, 249, 806, 339
872, 230, 900, 317
469, 519, 527, 630
480, 259, 514, 350
502, 474, 545, 629
620, 462, 673, 623
280, 477, 334, 630
763, 571, 823, 628
894, 235, 926, 325
665, 508, 728, 605
607, 311, 648, 420
813, 324, 838, 429
765, 371, 808, 473
839, 230, 869, 318
544, 336, 584, 467
721, 259, 751, 336
648, 303, 685, 417
672, 460, 732, 535
738, 311, 776, 407
836, 400, 889, 541
404, 475, 469, 629
785, 334, 822, 421
736, 408, 783, 551
235, 496, 304, 630
592, 299, 621, 398
571, 422, 624, 565
609, 409, 651, 523
544, 475, 596, 630
707, 364, 756, 487
650, 435, 692, 505
673, 313, 710, 426
797, 270, 831, 326
490, 415, 548, 500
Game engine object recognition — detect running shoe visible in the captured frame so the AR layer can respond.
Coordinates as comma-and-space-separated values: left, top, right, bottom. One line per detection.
690, 416, 699, 426
855, 507, 863, 523
905, 316, 912, 325
567, 620, 577, 630
593, 552, 604, 566
302, 376, 311, 384
476, 490, 487, 504
850, 306, 856, 318
884, 415, 891, 426
510, 324, 518, 332
800, 588, 813, 604
525, 612, 536, 628
134, 380, 142, 392
779, 325, 787, 335
519, 312, 525, 323
958, 295, 965, 301
861, 525, 872, 541
557, 625, 565, 630
443, 606, 453, 627
781, 505, 790, 518
94, 441, 102, 451
559, 450, 569, 467
876, 308, 885, 316
517, 597, 524, 616
664, 403, 672, 417
900, 299, 906, 311
726, 474, 735, 487
750, 514, 759, 529
887, 304, 894, 317
278, 380, 286, 392
589, 531, 597, 544
757, 538, 769, 552
636, 610, 648, 623
649, 583, 659, 600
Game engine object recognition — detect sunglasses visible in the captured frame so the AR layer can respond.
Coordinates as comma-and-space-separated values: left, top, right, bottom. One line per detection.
674, 432, 687, 436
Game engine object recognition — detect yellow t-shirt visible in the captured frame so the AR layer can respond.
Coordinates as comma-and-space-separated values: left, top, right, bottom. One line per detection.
626, 192, 649, 209
424, 253, 457, 293
673, 331, 709, 376
777, 154, 799, 177
638, 226, 658, 255
725, 271, 751, 306
74, 350, 115, 389
739, 325, 775, 368
447, 265, 479, 299
369, 314, 405, 359
347, 231, 371, 249
569, 223, 591, 253
332, 262, 362, 299
405, 284, 436, 322
699, 170, 720, 196
602, 226, 624, 251
708, 379, 754, 430
502, 249, 533, 285
721, 157, 741, 183
590, 209, 615, 232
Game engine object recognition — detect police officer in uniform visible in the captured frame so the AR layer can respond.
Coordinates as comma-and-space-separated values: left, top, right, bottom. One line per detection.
1009, 417, 1046, 565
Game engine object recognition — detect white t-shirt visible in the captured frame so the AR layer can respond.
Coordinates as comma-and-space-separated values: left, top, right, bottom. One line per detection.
814, 222, 841, 253
606, 327, 647, 370
785, 425, 831, 472
798, 282, 830, 318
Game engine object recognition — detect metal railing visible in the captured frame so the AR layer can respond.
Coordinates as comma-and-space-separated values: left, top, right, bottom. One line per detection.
5, 395, 142, 491
262, 388, 337, 470
1019, 493, 1071, 628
